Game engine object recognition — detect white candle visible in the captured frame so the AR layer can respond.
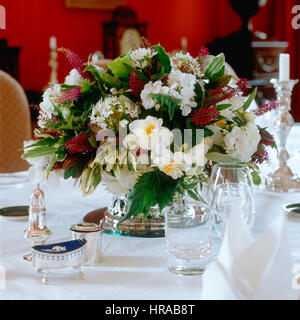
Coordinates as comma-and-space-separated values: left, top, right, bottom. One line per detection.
50, 36, 57, 50
279, 53, 290, 81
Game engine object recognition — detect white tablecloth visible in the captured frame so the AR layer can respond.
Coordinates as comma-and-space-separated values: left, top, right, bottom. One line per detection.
1, 125, 300, 300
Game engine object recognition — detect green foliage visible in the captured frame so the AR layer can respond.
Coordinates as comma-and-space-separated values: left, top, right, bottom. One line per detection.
153, 45, 172, 74
107, 54, 132, 79
205, 53, 225, 80
206, 152, 240, 164
151, 93, 181, 120
121, 170, 178, 223
242, 87, 257, 111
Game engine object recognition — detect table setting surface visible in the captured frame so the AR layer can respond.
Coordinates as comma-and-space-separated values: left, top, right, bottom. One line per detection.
1, 125, 300, 300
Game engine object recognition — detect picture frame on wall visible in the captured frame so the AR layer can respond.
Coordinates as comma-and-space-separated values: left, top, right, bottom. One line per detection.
65, 0, 126, 10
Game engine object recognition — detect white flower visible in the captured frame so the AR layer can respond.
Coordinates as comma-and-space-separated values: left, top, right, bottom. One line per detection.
123, 134, 139, 150
129, 116, 173, 150
223, 122, 260, 162
171, 52, 203, 78
243, 111, 257, 123
228, 95, 246, 111
130, 48, 157, 69
188, 137, 213, 166
141, 81, 170, 110
90, 96, 139, 128
38, 84, 61, 127
168, 70, 197, 116
153, 149, 192, 179
207, 125, 225, 147
23, 140, 61, 186
102, 169, 139, 195
64, 68, 84, 86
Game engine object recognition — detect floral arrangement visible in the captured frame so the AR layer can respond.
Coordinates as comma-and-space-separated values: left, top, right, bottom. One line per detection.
23, 43, 277, 221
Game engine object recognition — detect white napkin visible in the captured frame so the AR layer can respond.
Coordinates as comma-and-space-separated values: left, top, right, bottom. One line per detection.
202, 207, 297, 300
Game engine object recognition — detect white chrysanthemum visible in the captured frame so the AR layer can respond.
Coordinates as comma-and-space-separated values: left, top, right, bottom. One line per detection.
129, 116, 173, 151
168, 70, 197, 116
130, 48, 157, 69
90, 95, 140, 128
38, 84, 61, 127
223, 122, 260, 162
64, 68, 84, 86
102, 169, 139, 195
171, 52, 203, 78
153, 149, 192, 180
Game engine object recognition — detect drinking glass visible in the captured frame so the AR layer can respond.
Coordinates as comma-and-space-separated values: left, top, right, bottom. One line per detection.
164, 196, 212, 275
210, 163, 255, 240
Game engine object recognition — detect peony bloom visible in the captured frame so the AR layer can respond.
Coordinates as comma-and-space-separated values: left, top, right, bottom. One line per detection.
153, 149, 193, 180
223, 122, 261, 162
129, 116, 173, 151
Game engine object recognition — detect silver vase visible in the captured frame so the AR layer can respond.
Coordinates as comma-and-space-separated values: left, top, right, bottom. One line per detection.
103, 194, 165, 237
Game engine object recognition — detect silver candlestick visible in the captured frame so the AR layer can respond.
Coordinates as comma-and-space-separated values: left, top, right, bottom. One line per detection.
265, 78, 300, 192
49, 36, 58, 85
23, 183, 52, 261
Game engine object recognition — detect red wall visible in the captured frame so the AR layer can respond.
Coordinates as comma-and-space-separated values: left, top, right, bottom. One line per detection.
1, 0, 241, 92
0, 0, 299, 121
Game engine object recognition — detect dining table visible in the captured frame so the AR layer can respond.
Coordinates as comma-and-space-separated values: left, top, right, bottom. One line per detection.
1, 124, 300, 300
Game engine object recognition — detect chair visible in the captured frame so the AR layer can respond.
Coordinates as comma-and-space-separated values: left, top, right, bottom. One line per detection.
0, 70, 32, 173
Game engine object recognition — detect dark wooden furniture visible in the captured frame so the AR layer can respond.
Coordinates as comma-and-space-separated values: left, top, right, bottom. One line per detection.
102, 6, 148, 59
0, 39, 21, 81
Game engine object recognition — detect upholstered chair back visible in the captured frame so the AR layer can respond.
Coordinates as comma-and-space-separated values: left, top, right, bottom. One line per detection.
0, 70, 32, 173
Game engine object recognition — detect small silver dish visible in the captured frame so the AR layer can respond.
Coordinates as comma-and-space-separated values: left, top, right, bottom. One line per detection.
31, 239, 87, 284
282, 203, 300, 217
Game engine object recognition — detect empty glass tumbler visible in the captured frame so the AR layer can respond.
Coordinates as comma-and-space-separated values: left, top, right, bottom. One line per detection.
210, 163, 255, 239
164, 196, 212, 276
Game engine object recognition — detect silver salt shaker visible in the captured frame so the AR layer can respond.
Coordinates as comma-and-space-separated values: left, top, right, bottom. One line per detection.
24, 183, 52, 261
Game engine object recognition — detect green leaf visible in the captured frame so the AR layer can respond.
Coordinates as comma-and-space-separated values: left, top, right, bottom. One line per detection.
217, 104, 232, 111
151, 93, 181, 120
242, 87, 257, 111
210, 65, 225, 82
22, 146, 57, 159
187, 189, 207, 204
211, 74, 232, 89
88, 135, 97, 148
205, 53, 225, 79
206, 152, 240, 163
251, 171, 261, 185
107, 54, 131, 79
64, 163, 79, 180
154, 45, 171, 74
24, 137, 59, 149
121, 170, 178, 223
232, 116, 247, 127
